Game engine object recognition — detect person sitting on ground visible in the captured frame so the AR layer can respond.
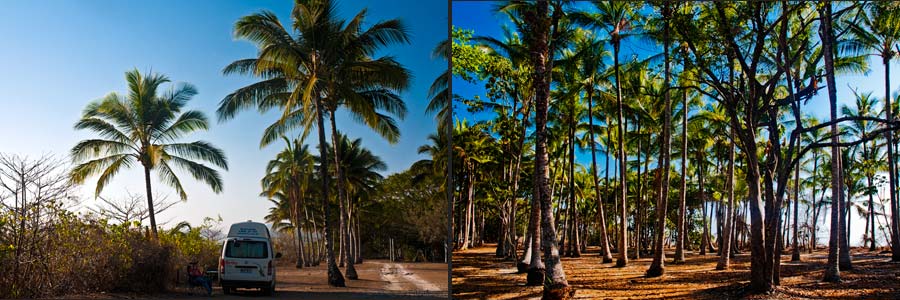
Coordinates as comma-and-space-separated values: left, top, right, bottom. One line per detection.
188, 261, 212, 296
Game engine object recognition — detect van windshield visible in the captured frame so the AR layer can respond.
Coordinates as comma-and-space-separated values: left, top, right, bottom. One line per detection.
225, 240, 268, 259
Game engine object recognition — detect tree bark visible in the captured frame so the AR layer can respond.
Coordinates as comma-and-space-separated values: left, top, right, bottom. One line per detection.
820, 0, 841, 282
142, 165, 158, 239
315, 95, 345, 287
716, 127, 736, 270
647, 2, 671, 276
588, 87, 614, 263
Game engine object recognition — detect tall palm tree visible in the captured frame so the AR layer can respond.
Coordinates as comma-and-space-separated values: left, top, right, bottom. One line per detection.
571, 30, 615, 263
322, 12, 410, 279
216, 0, 351, 286
498, 1, 573, 298
262, 137, 316, 268
331, 134, 386, 266
646, 0, 673, 277
820, 0, 842, 283
71, 69, 228, 239
572, 0, 636, 267
842, 91, 883, 251
847, 1, 900, 261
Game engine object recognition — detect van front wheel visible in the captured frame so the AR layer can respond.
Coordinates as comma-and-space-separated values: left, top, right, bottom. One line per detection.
262, 287, 274, 296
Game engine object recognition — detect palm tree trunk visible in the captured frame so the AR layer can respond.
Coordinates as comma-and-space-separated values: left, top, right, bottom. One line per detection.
588, 88, 614, 263
614, 41, 628, 268
868, 172, 877, 251
356, 212, 363, 264
526, 170, 544, 285
635, 119, 643, 260
716, 127, 736, 270
315, 97, 345, 287
811, 152, 819, 253
526, 2, 571, 297
674, 71, 688, 264
885, 54, 900, 261
295, 202, 306, 268
838, 155, 852, 270
569, 106, 580, 258
329, 113, 358, 280
820, 1, 841, 282
647, 5, 672, 276
143, 165, 158, 239
792, 151, 801, 261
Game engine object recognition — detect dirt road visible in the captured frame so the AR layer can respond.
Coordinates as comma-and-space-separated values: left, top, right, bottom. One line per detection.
70, 260, 447, 299
203, 260, 447, 299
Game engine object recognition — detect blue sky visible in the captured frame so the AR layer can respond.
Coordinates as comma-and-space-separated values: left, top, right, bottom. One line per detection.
0, 0, 446, 229
452, 1, 898, 247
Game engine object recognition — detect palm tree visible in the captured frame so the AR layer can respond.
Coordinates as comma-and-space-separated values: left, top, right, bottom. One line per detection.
262, 137, 316, 268
71, 69, 228, 239
571, 30, 615, 263
322, 18, 410, 279
498, 1, 573, 298
331, 134, 387, 266
847, 1, 900, 261
571, 0, 636, 268
217, 0, 350, 286
820, 0, 842, 283
842, 90, 883, 251
646, 1, 673, 277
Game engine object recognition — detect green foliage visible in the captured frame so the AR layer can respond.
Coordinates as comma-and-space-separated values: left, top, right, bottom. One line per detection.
361, 165, 447, 262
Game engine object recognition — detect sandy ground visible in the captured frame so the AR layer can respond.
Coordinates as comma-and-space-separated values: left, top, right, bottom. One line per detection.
59, 260, 448, 300
453, 244, 900, 299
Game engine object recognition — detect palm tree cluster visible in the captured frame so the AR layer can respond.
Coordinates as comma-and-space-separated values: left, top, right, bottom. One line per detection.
452, 1, 900, 298
71, 0, 446, 289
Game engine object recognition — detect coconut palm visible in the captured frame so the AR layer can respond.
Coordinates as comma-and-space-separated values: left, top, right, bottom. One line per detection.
262, 137, 316, 268
70, 69, 228, 239
842, 90, 883, 251
571, 0, 638, 267
217, 0, 351, 286
570, 29, 615, 263
846, 1, 900, 261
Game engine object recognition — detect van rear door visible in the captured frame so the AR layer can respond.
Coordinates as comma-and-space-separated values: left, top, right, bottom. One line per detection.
222, 239, 271, 281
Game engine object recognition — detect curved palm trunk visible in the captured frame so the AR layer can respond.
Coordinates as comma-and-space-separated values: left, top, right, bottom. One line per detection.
294, 196, 305, 268
568, 103, 581, 258
143, 165, 158, 239
329, 113, 358, 280
716, 128, 736, 270
589, 89, 614, 263
525, 179, 544, 285
315, 98, 345, 287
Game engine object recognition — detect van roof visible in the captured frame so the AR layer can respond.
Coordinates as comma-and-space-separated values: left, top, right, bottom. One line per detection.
226, 221, 271, 239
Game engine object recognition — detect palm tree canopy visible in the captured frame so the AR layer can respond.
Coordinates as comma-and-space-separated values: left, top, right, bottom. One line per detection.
71, 69, 228, 200
218, 0, 411, 147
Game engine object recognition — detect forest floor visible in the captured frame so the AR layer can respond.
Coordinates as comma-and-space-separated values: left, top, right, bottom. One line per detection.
452, 244, 900, 299
58, 260, 448, 300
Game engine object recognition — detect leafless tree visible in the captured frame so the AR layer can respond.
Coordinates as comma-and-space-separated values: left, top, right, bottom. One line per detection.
87, 191, 178, 225
0, 154, 77, 297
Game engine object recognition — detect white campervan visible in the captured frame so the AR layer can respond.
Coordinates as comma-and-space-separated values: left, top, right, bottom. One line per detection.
218, 221, 281, 295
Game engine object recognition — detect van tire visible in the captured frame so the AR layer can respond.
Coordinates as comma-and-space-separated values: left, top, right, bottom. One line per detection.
222, 286, 232, 295
262, 287, 274, 296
